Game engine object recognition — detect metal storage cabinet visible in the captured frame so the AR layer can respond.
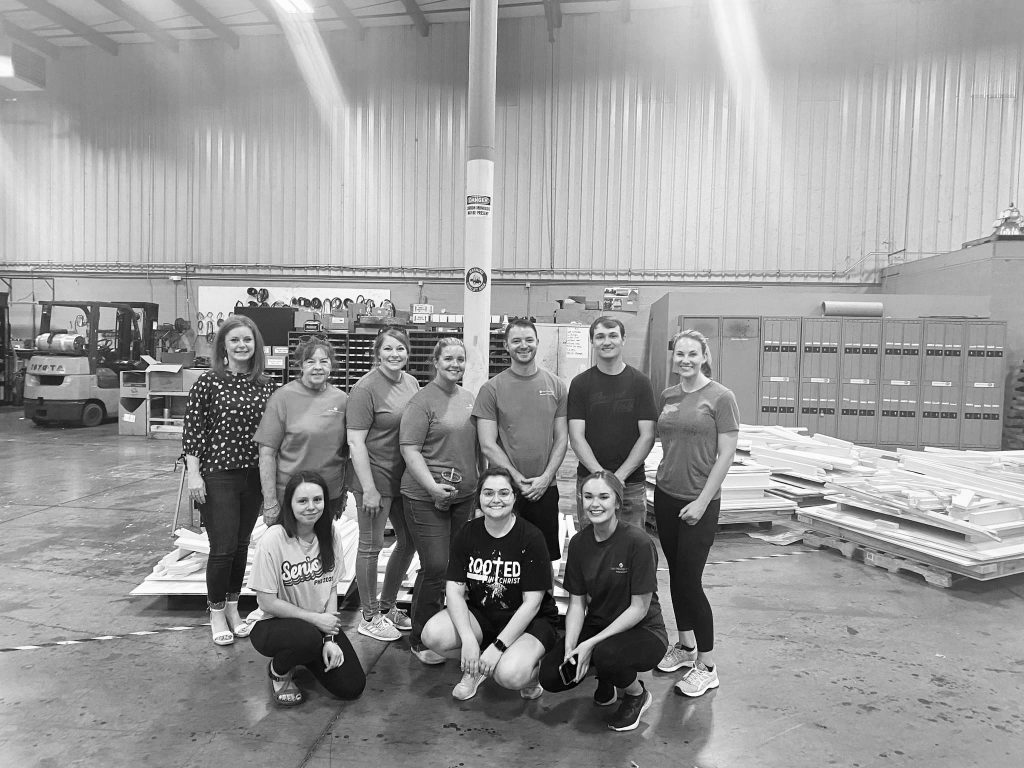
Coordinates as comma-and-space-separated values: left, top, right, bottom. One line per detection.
759, 377, 800, 427
798, 318, 842, 437
879, 319, 923, 448
920, 320, 965, 447
718, 317, 761, 424
760, 317, 801, 378
759, 317, 801, 428
838, 319, 882, 444
960, 321, 1006, 448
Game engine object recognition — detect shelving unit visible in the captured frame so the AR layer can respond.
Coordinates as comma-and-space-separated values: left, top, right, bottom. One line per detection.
119, 368, 202, 439
283, 325, 511, 391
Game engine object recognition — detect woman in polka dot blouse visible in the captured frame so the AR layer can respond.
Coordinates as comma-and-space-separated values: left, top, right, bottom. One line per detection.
184, 315, 276, 647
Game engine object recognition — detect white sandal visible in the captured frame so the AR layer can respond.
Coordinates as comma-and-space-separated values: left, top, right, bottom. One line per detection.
209, 608, 235, 646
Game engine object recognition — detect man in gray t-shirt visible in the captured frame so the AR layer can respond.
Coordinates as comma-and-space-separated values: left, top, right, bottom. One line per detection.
473, 318, 568, 560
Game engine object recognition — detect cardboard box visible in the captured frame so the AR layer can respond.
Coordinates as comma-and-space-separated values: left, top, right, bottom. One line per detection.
328, 315, 354, 331
265, 356, 286, 370
410, 313, 430, 324
161, 351, 195, 368
272, 346, 289, 356
141, 355, 184, 392
411, 303, 434, 314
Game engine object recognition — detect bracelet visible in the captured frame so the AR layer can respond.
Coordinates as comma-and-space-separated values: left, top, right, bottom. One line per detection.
263, 500, 279, 510
323, 634, 336, 645
492, 638, 508, 653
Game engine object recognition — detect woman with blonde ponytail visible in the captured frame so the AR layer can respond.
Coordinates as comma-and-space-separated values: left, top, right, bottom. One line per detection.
653, 330, 739, 698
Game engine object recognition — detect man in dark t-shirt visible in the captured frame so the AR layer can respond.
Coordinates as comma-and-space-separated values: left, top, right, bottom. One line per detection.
567, 317, 657, 528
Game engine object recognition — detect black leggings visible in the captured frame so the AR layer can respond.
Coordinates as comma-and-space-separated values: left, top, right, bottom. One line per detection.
250, 618, 366, 700
654, 487, 719, 653
539, 626, 666, 691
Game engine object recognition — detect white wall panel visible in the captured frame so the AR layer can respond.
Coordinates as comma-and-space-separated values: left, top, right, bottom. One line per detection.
1, 1, 1022, 282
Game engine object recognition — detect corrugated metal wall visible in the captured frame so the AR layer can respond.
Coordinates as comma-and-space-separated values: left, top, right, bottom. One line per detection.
0, 2, 1021, 281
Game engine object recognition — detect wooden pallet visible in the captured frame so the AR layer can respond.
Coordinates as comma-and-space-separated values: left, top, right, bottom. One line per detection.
802, 531, 961, 587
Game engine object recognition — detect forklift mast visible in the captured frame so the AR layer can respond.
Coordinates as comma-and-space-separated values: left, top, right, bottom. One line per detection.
37, 301, 158, 373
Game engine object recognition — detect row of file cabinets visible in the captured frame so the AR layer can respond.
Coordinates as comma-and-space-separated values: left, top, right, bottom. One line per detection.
677, 316, 1006, 449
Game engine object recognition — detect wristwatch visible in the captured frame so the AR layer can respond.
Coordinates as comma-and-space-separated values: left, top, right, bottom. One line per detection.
323, 634, 336, 645
492, 638, 508, 653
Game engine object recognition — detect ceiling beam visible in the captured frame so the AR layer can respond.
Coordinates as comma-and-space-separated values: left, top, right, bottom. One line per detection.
17, 0, 119, 55
324, 0, 363, 39
170, 0, 239, 49
249, 0, 283, 29
91, 0, 179, 52
398, 0, 429, 37
542, 0, 562, 43
1, 18, 61, 59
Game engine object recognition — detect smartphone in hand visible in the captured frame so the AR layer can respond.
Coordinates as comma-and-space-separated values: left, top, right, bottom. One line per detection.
558, 656, 578, 686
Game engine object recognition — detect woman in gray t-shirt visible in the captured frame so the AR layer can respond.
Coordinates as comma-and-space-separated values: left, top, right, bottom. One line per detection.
400, 338, 479, 664
653, 330, 739, 699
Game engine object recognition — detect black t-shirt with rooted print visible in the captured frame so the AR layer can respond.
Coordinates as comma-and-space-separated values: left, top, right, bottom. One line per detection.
446, 516, 558, 626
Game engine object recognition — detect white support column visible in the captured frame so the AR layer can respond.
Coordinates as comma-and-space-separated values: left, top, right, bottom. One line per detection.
461, 0, 499, 396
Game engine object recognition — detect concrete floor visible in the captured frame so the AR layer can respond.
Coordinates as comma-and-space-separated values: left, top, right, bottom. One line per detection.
1, 407, 1023, 768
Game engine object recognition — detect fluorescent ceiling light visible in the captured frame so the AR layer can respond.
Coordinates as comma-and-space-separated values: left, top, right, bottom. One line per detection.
0, 56, 13, 78
272, 0, 314, 13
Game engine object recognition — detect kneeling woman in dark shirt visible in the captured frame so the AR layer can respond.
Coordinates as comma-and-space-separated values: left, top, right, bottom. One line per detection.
248, 471, 366, 706
539, 470, 668, 732
422, 467, 558, 701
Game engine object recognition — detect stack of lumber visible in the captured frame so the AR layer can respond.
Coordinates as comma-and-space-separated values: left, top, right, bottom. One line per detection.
645, 440, 797, 525
131, 517, 362, 597
740, 425, 890, 482
797, 447, 1024, 584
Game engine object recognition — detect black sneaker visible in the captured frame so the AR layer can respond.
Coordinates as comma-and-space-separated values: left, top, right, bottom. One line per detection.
607, 683, 653, 732
594, 678, 617, 707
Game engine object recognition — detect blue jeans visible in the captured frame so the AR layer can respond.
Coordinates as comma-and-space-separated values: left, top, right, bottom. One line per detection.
403, 495, 474, 646
575, 477, 648, 529
199, 467, 262, 604
354, 493, 416, 617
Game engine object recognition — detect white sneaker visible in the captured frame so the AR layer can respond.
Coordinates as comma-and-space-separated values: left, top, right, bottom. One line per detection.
674, 662, 720, 697
519, 670, 543, 700
411, 645, 447, 665
452, 672, 486, 701
357, 613, 401, 642
657, 643, 697, 672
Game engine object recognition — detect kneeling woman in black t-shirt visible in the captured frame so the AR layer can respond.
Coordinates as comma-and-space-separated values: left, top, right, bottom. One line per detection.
539, 470, 668, 732
421, 467, 558, 702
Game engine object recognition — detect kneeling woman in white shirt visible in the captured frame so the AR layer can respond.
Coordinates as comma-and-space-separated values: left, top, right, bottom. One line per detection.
249, 470, 366, 706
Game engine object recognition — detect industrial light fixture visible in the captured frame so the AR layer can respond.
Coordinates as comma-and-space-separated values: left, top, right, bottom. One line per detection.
272, 0, 315, 13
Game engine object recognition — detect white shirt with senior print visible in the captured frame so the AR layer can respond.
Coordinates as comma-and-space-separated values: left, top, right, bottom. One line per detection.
249, 525, 346, 614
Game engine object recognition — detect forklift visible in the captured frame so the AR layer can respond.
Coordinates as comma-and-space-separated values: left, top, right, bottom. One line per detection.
24, 301, 159, 427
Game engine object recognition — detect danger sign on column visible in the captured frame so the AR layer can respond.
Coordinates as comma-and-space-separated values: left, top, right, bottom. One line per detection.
467, 195, 492, 216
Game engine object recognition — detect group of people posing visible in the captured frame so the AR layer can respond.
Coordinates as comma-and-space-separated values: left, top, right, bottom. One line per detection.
182, 312, 739, 732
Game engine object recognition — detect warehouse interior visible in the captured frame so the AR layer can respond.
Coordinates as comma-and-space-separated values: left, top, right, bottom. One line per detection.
2, 1, 1024, 766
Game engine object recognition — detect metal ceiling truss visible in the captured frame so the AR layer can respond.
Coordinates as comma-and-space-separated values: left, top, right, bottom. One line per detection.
170, 0, 240, 48
17, 0, 119, 55
1, 17, 60, 59
92, 0, 179, 52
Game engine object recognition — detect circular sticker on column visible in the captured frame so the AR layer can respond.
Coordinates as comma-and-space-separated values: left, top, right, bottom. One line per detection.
466, 268, 488, 292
